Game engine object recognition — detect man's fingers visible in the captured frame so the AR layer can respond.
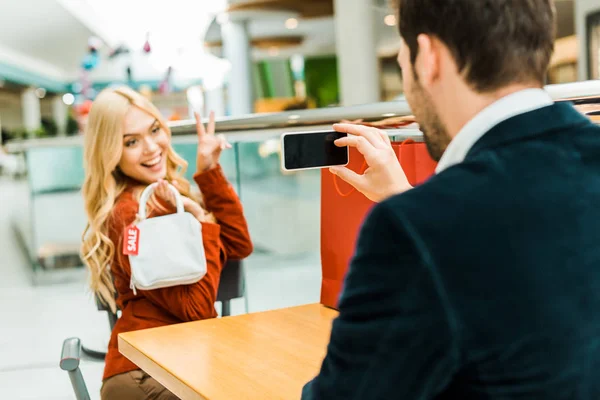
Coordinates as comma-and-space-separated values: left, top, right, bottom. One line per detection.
378, 130, 391, 145
333, 123, 386, 148
333, 137, 351, 147
329, 166, 365, 191
334, 135, 378, 160
195, 112, 206, 136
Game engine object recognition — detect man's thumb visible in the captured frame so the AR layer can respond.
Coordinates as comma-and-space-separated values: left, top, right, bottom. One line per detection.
330, 166, 365, 191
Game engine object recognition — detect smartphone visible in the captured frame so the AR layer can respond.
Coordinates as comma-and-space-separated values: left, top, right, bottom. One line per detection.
281, 130, 349, 171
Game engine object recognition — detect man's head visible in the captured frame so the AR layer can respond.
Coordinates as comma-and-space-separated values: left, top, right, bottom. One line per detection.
396, 0, 556, 160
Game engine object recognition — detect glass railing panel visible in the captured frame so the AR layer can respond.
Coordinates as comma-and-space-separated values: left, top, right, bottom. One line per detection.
234, 137, 323, 310
26, 146, 84, 194
235, 138, 321, 256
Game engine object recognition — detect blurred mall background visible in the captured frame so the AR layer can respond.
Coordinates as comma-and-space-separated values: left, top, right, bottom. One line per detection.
0, 0, 599, 398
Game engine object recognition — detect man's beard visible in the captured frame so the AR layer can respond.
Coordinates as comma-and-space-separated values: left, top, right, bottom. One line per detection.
406, 75, 450, 162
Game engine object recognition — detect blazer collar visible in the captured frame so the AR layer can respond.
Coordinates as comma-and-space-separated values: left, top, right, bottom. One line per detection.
466, 102, 591, 159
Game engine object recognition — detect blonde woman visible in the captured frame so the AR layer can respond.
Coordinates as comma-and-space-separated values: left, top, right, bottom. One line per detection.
81, 87, 252, 399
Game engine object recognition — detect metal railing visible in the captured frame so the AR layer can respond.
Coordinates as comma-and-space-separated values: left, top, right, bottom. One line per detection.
7, 80, 600, 154
5, 80, 600, 284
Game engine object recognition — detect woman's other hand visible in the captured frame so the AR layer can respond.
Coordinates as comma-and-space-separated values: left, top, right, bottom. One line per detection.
154, 179, 177, 207
155, 179, 208, 222
195, 111, 231, 173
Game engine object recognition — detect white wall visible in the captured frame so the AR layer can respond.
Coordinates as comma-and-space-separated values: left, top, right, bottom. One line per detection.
576, 0, 600, 80
0, 43, 70, 82
86, 48, 224, 89
88, 51, 168, 83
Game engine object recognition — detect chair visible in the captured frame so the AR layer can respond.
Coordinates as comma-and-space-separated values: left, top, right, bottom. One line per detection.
60, 259, 246, 398
84, 259, 245, 360
60, 338, 92, 400
217, 259, 246, 317
80, 296, 119, 360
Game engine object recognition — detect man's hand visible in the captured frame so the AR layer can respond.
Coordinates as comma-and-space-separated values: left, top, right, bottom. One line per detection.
330, 123, 413, 202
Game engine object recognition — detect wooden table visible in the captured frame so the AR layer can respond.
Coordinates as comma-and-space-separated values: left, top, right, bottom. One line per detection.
119, 304, 338, 400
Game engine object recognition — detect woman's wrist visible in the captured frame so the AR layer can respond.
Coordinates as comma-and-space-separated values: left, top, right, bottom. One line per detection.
192, 210, 206, 222
195, 162, 217, 175
182, 201, 202, 220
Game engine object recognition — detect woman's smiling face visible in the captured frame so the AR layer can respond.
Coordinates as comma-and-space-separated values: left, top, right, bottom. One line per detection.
118, 106, 169, 184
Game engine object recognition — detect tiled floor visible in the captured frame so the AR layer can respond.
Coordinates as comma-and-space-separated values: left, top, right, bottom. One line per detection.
0, 177, 322, 400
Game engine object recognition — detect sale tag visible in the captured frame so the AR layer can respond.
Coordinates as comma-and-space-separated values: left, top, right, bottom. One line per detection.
123, 225, 140, 256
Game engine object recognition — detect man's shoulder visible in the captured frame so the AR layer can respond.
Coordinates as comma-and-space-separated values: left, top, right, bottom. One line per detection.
374, 158, 528, 254
380, 118, 600, 238
382, 161, 495, 219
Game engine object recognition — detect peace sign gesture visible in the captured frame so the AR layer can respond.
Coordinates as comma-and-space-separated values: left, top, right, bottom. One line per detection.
195, 111, 231, 173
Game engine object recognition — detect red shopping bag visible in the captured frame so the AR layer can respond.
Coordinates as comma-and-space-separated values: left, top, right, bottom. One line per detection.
320, 140, 437, 309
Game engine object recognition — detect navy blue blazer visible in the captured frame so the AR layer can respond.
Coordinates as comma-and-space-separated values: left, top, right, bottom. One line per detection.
302, 103, 600, 399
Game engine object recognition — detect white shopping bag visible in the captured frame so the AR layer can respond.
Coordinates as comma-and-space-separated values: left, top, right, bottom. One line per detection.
124, 182, 207, 294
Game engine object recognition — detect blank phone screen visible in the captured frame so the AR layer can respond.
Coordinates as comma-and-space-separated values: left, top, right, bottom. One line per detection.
283, 131, 348, 170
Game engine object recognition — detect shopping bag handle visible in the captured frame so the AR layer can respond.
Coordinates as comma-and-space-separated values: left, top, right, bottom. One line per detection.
333, 159, 367, 197
138, 182, 185, 219
333, 138, 415, 198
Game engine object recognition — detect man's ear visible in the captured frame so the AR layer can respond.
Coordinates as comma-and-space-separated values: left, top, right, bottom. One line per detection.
414, 34, 440, 88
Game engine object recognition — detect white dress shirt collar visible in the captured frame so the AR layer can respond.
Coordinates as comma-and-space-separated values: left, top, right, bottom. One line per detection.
435, 88, 554, 173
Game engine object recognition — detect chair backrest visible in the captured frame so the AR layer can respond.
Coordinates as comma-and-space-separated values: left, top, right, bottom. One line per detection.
94, 291, 119, 331
217, 259, 244, 302
94, 259, 244, 329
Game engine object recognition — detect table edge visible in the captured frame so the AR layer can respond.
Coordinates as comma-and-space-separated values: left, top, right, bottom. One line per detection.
119, 335, 207, 400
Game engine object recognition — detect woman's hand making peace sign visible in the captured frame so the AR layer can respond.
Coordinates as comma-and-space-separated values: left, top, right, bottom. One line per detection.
195, 111, 231, 173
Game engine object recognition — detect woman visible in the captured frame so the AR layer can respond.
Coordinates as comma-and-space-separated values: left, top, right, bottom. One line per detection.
81, 86, 252, 399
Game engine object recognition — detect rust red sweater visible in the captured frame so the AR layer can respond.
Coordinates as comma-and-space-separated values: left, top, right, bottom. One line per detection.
102, 165, 252, 380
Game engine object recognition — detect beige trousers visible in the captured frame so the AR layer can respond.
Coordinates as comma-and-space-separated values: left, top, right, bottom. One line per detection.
101, 370, 179, 400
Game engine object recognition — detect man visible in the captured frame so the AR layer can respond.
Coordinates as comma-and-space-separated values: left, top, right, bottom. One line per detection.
302, 0, 600, 399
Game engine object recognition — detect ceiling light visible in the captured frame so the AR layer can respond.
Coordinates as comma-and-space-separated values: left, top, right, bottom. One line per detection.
62, 93, 75, 105
35, 88, 47, 99
285, 18, 299, 30
384, 14, 396, 27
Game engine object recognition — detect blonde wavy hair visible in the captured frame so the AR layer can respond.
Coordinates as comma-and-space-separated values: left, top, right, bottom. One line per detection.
81, 86, 193, 312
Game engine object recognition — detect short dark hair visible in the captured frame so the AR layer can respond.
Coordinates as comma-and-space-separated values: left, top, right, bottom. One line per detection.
397, 0, 556, 92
